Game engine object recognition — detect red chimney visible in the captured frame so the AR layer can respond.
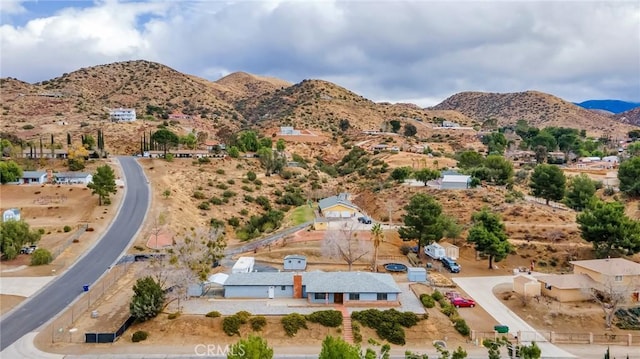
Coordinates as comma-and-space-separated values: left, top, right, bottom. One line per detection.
293, 274, 302, 299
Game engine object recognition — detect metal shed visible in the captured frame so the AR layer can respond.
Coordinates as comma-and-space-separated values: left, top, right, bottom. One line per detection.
441, 175, 471, 190
283, 255, 307, 271
407, 267, 427, 282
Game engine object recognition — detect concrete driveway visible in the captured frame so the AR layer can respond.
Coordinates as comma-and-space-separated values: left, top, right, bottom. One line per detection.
0, 276, 56, 297
453, 276, 576, 359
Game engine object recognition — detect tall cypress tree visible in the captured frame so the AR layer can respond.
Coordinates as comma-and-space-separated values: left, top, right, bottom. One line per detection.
140, 136, 144, 156
50, 134, 55, 158
39, 137, 43, 159
67, 133, 71, 146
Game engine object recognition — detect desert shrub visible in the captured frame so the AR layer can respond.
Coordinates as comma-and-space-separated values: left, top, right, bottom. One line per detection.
168, 312, 180, 320
227, 179, 235, 185
306, 310, 342, 327
243, 195, 255, 203
205, 311, 221, 318
255, 196, 271, 210
198, 157, 210, 164
440, 303, 457, 318
241, 185, 254, 192
249, 316, 267, 331
351, 309, 419, 345
227, 217, 241, 227
209, 218, 224, 228
38, 228, 46, 235
216, 169, 225, 175
352, 322, 363, 343
431, 290, 444, 302
254, 179, 262, 186
22, 124, 35, 130
193, 191, 206, 199
63, 225, 72, 232
216, 183, 228, 190
239, 209, 249, 216
246, 171, 257, 181
235, 310, 252, 324
209, 196, 223, 205
604, 186, 615, 196
420, 294, 435, 308
222, 190, 236, 198
454, 318, 470, 336
131, 331, 148, 342
377, 321, 406, 345
198, 202, 210, 210
30, 248, 53, 265
223, 315, 242, 336
281, 313, 307, 336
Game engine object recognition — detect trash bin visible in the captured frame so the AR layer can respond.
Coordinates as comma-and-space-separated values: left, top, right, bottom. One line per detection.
83, 285, 89, 292
494, 325, 509, 334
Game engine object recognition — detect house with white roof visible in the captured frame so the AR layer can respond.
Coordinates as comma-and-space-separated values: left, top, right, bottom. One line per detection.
54, 172, 93, 185
440, 175, 471, 190
109, 108, 137, 122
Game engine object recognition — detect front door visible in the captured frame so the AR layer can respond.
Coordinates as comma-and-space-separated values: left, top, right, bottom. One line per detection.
268, 286, 275, 299
334, 293, 343, 304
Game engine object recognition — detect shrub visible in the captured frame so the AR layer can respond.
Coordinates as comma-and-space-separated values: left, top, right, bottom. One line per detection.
440, 304, 457, 318
205, 311, 221, 318
351, 309, 419, 345
227, 217, 241, 227
193, 191, 206, 199
222, 190, 236, 198
63, 225, 72, 233
216, 169, 225, 175
454, 318, 470, 336
223, 315, 242, 336
198, 157, 210, 164
30, 248, 53, 266
306, 310, 342, 327
431, 290, 444, 301
168, 312, 180, 320
198, 202, 211, 210
235, 310, 252, 324
227, 179, 235, 185
281, 313, 307, 336
254, 179, 262, 186
250, 316, 267, 331
246, 171, 257, 181
209, 196, 223, 205
352, 322, 363, 344
22, 124, 35, 130
131, 330, 148, 342
420, 294, 435, 308
216, 183, 228, 190
400, 244, 412, 255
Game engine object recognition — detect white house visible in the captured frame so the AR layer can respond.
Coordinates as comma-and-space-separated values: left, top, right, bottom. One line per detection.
280, 126, 301, 135
442, 120, 460, 128
441, 175, 471, 190
2, 208, 20, 222
55, 172, 93, 185
19, 171, 47, 184
109, 108, 137, 122
602, 156, 619, 163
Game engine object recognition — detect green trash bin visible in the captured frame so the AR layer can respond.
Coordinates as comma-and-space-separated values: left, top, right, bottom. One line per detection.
494, 325, 509, 333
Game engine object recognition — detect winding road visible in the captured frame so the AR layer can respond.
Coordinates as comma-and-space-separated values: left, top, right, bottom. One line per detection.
0, 157, 150, 351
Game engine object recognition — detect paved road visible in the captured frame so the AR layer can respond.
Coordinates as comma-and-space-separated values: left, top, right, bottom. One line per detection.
0, 157, 150, 351
453, 276, 576, 359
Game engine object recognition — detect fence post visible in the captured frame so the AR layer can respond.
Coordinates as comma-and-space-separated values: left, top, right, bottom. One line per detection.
589, 332, 593, 344
550, 331, 555, 343
471, 330, 476, 341
517, 331, 521, 344
628, 333, 632, 346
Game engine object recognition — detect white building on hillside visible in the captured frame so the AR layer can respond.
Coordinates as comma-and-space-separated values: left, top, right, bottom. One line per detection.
109, 108, 137, 122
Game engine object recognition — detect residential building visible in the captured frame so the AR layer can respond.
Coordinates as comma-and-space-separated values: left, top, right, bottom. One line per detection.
442, 120, 460, 128
19, 171, 47, 184
440, 175, 471, 190
318, 193, 360, 218
20, 149, 69, 159
54, 172, 93, 185
109, 108, 137, 122
280, 126, 301, 135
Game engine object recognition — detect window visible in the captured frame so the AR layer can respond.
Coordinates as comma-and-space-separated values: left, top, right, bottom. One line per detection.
349, 293, 360, 300
377, 293, 388, 301
281, 286, 286, 291
614, 275, 623, 282
314, 293, 327, 300
297, 260, 301, 264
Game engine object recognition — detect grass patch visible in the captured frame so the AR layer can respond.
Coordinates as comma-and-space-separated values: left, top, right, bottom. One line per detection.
288, 204, 315, 225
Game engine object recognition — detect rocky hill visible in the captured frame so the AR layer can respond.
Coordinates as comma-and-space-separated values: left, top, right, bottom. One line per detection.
431, 90, 637, 137
613, 107, 640, 127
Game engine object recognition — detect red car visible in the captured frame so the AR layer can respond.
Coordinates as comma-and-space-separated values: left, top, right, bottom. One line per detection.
451, 297, 476, 308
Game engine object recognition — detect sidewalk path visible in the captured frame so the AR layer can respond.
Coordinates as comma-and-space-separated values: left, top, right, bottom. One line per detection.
453, 276, 576, 358
0, 276, 56, 297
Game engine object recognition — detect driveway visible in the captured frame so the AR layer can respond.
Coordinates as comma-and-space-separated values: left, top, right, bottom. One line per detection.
0, 276, 56, 297
453, 276, 576, 358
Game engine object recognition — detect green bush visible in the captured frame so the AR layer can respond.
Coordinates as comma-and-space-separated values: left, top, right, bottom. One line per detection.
223, 315, 242, 336
440, 304, 457, 318
235, 310, 252, 324
30, 248, 53, 266
63, 225, 72, 233
246, 171, 257, 181
352, 322, 362, 344
216, 169, 225, 175
209, 196, 223, 205
131, 330, 148, 342
250, 316, 267, 331
193, 191, 206, 199
198, 202, 210, 210
431, 290, 444, 301
205, 311, 221, 318
168, 312, 180, 320
281, 313, 307, 337
306, 310, 343, 327
351, 309, 419, 345
420, 294, 435, 308
454, 318, 470, 336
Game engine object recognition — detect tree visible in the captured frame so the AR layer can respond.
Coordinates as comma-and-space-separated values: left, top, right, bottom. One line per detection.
235, 130, 259, 152
390, 166, 412, 182
576, 200, 640, 257
441, 216, 463, 244
457, 150, 484, 169
403, 124, 417, 137
67, 142, 89, 171
530, 132, 557, 151
228, 146, 240, 158
31, 248, 53, 265
414, 168, 440, 186
151, 128, 179, 156
339, 119, 351, 132
322, 222, 369, 271
81, 134, 96, 150
0, 220, 41, 260
483, 338, 509, 359
87, 164, 117, 205
318, 336, 361, 359
533, 145, 548, 164
398, 193, 445, 248
628, 130, 640, 140
1, 138, 13, 157
564, 174, 597, 211
389, 120, 401, 133
529, 164, 566, 205
276, 138, 286, 152
179, 132, 197, 150
519, 341, 541, 359
467, 208, 511, 269
481, 155, 514, 185
627, 142, 640, 157
228, 335, 273, 359
371, 223, 383, 272
618, 156, 640, 197
0, 160, 22, 184
129, 276, 165, 322
482, 132, 507, 155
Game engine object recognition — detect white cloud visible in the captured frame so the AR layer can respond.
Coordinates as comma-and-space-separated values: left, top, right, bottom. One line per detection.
0, 0, 28, 14
0, 0, 638, 104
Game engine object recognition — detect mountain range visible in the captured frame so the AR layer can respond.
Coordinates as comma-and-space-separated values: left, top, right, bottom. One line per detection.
574, 100, 640, 114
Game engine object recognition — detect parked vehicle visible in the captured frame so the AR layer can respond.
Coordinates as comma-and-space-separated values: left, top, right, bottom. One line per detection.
357, 216, 372, 224
445, 291, 461, 300
451, 297, 475, 308
441, 256, 461, 273
425, 243, 446, 260
20, 245, 37, 254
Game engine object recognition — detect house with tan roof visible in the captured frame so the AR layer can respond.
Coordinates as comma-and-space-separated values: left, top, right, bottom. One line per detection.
533, 258, 640, 303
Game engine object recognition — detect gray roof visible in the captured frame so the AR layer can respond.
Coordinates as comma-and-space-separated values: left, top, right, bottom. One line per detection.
22, 171, 47, 178
284, 255, 306, 260
55, 172, 92, 178
318, 193, 359, 211
304, 272, 401, 293
224, 272, 294, 286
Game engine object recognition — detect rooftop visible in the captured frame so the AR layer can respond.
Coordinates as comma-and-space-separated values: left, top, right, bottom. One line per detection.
284, 255, 306, 260
318, 193, 359, 211
224, 272, 293, 286
55, 172, 92, 178
442, 175, 471, 183
534, 274, 597, 289
22, 171, 47, 177
570, 258, 640, 276
304, 271, 401, 293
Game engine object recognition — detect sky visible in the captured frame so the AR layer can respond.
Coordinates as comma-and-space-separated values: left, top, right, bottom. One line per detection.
1, 0, 639, 107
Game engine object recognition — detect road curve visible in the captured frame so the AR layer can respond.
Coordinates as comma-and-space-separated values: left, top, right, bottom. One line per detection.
0, 157, 150, 351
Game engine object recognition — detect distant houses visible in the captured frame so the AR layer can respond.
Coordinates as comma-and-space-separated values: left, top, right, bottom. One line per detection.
280, 126, 301, 136
6, 171, 92, 185
109, 108, 137, 122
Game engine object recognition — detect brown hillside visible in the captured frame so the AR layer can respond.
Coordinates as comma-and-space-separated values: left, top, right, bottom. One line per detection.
613, 106, 640, 127
214, 72, 291, 101
431, 90, 636, 137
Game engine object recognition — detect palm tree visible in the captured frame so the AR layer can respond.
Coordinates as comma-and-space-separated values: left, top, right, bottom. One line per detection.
371, 223, 383, 272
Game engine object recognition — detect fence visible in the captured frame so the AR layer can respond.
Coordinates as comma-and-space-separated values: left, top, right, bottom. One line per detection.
46, 261, 131, 343
472, 329, 640, 346
85, 316, 135, 343
51, 224, 89, 260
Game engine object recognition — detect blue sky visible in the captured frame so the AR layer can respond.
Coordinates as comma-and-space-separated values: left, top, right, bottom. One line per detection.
1, 0, 639, 106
